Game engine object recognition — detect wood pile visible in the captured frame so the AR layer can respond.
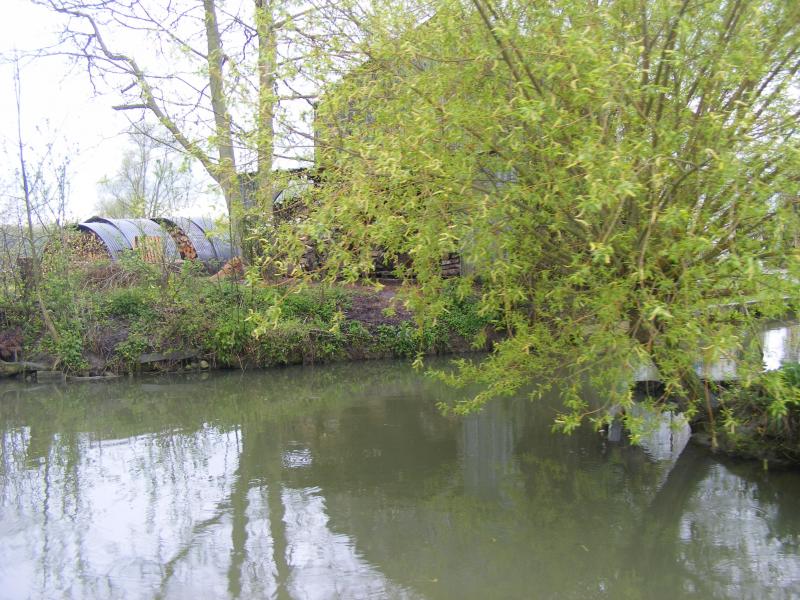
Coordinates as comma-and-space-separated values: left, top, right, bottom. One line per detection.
134, 236, 165, 264
371, 249, 461, 279
164, 225, 198, 260
208, 257, 244, 281
440, 252, 462, 278
71, 232, 111, 261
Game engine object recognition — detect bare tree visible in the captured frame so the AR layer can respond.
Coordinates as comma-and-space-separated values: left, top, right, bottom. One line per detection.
11, 57, 59, 342
34, 0, 349, 252
96, 124, 196, 219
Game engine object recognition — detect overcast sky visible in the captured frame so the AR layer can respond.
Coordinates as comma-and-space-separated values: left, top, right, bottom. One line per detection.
0, 0, 223, 223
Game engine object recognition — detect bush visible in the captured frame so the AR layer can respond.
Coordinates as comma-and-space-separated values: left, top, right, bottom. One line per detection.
281, 287, 350, 324
113, 327, 149, 372
436, 282, 491, 341
715, 362, 800, 463
52, 328, 89, 374
104, 287, 157, 319
208, 310, 255, 367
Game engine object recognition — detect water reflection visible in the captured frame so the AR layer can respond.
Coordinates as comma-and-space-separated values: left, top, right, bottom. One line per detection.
678, 464, 800, 599
283, 487, 420, 599
0, 360, 799, 599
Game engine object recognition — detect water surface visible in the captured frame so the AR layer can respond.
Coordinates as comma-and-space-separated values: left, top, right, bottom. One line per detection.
0, 360, 798, 599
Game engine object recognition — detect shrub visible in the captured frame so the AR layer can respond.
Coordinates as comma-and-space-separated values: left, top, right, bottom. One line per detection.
113, 328, 149, 372
207, 310, 255, 366
105, 287, 157, 319
53, 328, 89, 374
281, 287, 350, 324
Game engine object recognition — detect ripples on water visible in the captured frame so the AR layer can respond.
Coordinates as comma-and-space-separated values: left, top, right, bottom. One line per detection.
0, 357, 799, 599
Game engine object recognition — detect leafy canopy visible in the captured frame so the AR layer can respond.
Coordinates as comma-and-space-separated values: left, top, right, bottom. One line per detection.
266, 0, 800, 428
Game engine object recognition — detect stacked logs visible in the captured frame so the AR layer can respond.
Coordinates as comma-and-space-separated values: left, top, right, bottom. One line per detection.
440, 252, 462, 278
164, 225, 198, 260
72, 232, 112, 261
208, 257, 244, 281
370, 250, 461, 279
133, 236, 165, 264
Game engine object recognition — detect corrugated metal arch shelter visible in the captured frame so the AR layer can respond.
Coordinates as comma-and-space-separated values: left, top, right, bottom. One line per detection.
87, 217, 179, 261
76, 222, 130, 260
74, 216, 236, 272
155, 217, 221, 269
190, 217, 235, 265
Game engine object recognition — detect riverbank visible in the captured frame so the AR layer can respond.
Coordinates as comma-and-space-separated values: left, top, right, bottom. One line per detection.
0, 257, 491, 379
2, 254, 798, 467
635, 365, 800, 468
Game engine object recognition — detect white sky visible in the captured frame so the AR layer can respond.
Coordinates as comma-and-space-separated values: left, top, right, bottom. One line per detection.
0, 0, 224, 222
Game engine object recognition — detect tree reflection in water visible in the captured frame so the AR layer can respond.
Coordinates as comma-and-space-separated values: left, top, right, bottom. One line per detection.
0, 360, 798, 599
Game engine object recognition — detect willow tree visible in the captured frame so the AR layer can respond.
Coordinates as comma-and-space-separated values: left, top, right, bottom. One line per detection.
273, 0, 800, 432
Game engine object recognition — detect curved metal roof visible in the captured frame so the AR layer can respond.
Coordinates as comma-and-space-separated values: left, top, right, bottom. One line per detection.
190, 217, 236, 264
87, 217, 178, 260
77, 222, 130, 259
274, 180, 311, 206
155, 217, 219, 267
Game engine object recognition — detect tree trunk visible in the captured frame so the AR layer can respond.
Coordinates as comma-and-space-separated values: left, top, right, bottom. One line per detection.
255, 0, 276, 222
203, 0, 245, 252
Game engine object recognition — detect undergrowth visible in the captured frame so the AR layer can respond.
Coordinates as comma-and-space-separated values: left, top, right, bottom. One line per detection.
2, 249, 488, 375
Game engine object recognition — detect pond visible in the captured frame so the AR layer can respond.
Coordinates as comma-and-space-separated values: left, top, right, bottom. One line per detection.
0, 359, 798, 599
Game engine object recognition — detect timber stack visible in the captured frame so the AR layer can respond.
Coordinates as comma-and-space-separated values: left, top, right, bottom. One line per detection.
164, 225, 199, 260
371, 249, 462, 279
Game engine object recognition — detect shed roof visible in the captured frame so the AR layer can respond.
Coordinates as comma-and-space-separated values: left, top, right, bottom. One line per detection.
77, 222, 130, 260
87, 217, 179, 260
189, 217, 236, 265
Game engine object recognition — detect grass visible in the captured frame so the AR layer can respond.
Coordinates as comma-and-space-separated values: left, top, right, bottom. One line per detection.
0, 250, 490, 375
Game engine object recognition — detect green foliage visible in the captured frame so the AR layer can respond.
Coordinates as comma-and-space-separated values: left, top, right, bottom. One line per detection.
104, 288, 157, 319
714, 363, 800, 462
113, 326, 149, 372
281, 287, 350, 323
375, 323, 419, 357
344, 320, 371, 343
266, 0, 800, 425
779, 363, 800, 389
52, 328, 88, 374
435, 282, 491, 344
259, 321, 324, 364
16, 224, 479, 373
115, 251, 162, 286
208, 308, 255, 366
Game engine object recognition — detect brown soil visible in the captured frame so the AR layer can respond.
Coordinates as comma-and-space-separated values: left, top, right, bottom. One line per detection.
343, 282, 414, 327
0, 327, 22, 361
